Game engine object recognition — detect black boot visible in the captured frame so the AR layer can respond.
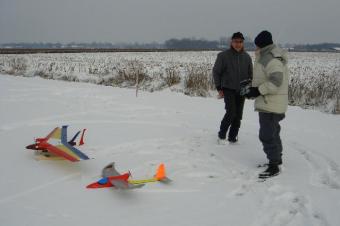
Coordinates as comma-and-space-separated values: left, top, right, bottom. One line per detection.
228, 137, 238, 143
218, 131, 226, 140
259, 163, 280, 179
257, 160, 282, 168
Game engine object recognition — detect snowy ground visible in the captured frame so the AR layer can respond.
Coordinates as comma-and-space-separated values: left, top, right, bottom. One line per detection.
0, 74, 340, 226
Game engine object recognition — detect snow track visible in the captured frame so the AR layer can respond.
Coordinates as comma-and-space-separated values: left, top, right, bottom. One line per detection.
293, 143, 340, 190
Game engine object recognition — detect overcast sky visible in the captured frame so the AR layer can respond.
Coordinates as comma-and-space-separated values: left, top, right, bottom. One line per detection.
1, 0, 339, 44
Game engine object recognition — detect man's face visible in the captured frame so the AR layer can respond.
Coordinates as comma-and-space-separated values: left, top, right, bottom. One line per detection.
231, 38, 244, 52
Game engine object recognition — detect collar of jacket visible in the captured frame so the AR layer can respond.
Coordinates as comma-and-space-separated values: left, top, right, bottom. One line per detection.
230, 47, 244, 55
259, 44, 276, 56
258, 44, 288, 65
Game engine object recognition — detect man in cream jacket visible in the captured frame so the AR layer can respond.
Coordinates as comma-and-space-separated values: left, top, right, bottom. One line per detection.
245, 30, 289, 179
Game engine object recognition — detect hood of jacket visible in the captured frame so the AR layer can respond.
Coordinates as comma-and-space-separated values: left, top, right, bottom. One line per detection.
258, 44, 288, 66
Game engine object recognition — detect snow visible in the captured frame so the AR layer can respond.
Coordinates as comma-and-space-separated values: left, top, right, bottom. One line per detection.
0, 74, 340, 226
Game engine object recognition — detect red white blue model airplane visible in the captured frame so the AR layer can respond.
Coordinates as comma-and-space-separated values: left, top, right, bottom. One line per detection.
26, 125, 89, 162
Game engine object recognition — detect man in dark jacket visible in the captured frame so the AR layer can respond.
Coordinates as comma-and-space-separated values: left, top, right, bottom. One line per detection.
213, 32, 253, 144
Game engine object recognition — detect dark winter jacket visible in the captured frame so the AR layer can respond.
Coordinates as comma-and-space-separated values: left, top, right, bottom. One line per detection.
213, 48, 253, 91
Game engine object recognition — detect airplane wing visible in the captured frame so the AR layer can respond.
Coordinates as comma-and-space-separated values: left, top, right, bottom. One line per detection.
102, 163, 145, 189
101, 162, 121, 177
44, 127, 61, 140
109, 173, 145, 189
41, 126, 89, 162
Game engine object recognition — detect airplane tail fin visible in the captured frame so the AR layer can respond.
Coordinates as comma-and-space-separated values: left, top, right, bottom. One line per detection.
66, 128, 86, 146
154, 163, 171, 183
68, 131, 81, 146
79, 129, 86, 146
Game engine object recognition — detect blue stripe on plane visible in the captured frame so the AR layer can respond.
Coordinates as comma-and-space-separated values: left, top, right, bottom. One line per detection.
61, 125, 89, 160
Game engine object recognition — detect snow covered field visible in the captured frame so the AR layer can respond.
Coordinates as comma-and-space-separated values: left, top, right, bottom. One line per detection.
0, 51, 339, 113
1, 74, 340, 226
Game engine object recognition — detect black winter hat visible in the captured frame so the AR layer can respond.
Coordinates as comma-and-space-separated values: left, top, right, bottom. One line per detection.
231, 32, 245, 40
254, 30, 273, 48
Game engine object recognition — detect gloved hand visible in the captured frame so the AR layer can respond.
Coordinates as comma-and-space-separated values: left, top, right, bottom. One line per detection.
245, 87, 261, 98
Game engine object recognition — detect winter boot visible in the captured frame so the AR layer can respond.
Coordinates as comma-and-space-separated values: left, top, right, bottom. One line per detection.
257, 160, 282, 168
258, 163, 280, 179
218, 131, 226, 140
228, 137, 238, 144
217, 132, 228, 145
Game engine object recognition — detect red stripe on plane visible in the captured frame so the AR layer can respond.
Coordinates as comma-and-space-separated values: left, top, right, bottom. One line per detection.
41, 143, 79, 162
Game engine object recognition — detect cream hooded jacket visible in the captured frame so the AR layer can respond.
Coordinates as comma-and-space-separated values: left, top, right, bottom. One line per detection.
252, 44, 289, 114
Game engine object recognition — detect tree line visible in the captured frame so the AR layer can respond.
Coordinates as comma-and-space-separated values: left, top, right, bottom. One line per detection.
0, 36, 255, 50
291, 43, 340, 52
1, 40, 339, 52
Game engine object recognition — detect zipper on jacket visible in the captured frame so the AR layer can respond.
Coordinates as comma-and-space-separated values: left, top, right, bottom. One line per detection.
238, 55, 241, 89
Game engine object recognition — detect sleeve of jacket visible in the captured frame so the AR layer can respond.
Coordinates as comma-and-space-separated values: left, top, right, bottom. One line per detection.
212, 53, 223, 90
258, 58, 284, 95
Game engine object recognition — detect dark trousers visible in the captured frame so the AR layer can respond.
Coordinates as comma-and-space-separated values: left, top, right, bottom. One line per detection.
218, 88, 245, 140
259, 112, 285, 164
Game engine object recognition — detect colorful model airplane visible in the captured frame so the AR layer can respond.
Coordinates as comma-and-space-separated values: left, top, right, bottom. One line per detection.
26, 125, 89, 162
86, 162, 171, 189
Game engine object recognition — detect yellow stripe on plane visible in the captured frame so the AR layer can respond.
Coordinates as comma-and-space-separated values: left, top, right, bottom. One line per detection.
50, 127, 62, 139
128, 178, 158, 185
56, 145, 81, 160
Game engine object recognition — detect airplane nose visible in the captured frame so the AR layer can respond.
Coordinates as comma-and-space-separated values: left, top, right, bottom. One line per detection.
26, 144, 37, 150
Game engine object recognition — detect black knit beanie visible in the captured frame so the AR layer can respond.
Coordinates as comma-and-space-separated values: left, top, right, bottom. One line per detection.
231, 32, 245, 40
254, 30, 273, 48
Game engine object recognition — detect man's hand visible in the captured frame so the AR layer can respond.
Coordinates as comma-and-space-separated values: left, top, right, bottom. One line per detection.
245, 87, 261, 98
217, 90, 224, 99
